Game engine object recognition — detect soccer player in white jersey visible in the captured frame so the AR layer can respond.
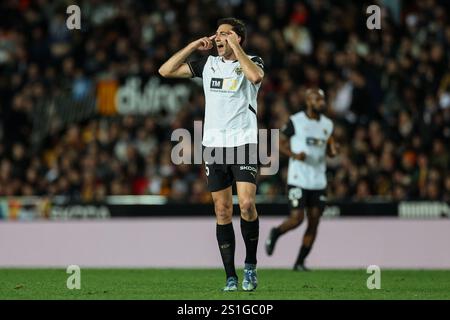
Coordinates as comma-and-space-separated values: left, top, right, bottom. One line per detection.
265, 88, 338, 271
159, 18, 264, 291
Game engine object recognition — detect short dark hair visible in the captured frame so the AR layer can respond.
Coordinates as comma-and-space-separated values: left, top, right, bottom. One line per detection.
217, 17, 246, 45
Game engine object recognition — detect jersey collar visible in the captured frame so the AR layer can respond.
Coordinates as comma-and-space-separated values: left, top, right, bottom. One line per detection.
221, 57, 238, 63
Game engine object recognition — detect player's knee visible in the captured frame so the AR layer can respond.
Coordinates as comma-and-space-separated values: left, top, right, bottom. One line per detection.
291, 211, 304, 226
239, 198, 255, 215
214, 202, 233, 223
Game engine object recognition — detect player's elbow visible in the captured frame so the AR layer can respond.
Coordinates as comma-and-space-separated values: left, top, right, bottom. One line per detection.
158, 64, 175, 78
158, 67, 170, 78
250, 74, 263, 85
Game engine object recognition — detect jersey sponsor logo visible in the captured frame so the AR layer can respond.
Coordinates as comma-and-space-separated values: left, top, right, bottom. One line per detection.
225, 79, 238, 91
210, 78, 223, 89
306, 137, 326, 147
210, 78, 238, 92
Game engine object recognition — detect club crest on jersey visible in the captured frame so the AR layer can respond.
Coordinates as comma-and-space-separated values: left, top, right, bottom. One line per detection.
235, 67, 243, 75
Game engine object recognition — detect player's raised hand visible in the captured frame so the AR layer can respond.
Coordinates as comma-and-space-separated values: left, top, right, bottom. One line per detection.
193, 35, 216, 51
225, 30, 240, 48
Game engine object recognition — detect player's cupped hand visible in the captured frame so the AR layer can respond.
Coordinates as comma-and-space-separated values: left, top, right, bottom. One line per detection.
225, 30, 240, 47
196, 35, 216, 51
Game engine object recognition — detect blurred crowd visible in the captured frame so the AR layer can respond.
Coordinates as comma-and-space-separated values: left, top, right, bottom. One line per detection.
0, 0, 449, 203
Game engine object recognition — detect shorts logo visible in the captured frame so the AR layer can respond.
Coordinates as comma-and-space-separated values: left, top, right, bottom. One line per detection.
240, 165, 257, 173
289, 187, 302, 208
210, 78, 223, 89
289, 188, 302, 200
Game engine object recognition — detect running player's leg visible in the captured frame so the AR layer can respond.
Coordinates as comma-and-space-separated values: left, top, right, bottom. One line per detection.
293, 206, 321, 271
293, 190, 325, 271
277, 209, 305, 233
236, 181, 259, 291
266, 186, 305, 256
265, 208, 305, 255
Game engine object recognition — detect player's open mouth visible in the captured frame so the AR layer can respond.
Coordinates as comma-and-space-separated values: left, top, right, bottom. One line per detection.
217, 44, 224, 49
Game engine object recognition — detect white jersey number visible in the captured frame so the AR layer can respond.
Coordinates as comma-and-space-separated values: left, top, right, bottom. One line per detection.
205, 162, 210, 176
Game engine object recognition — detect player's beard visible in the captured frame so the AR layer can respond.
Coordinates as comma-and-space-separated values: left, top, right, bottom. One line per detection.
221, 45, 233, 59
314, 104, 325, 115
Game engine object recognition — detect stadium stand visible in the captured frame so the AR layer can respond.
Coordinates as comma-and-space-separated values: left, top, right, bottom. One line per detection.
0, 0, 449, 204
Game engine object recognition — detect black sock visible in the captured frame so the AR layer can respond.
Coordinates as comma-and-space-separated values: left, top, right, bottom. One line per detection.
216, 223, 237, 279
273, 227, 282, 239
295, 245, 311, 265
241, 217, 259, 266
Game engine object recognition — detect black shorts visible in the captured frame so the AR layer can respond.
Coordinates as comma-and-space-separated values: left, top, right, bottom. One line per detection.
203, 144, 258, 192
287, 185, 327, 211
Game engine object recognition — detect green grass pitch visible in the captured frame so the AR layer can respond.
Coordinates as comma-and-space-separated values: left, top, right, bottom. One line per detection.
1, 269, 449, 300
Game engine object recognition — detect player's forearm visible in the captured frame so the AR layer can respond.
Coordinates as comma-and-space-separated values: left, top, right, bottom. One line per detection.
327, 144, 338, 157
280, 146, 294, 158
158, 43, 196, 77
326, 138, 339, 157
231, 45, 263, 84
279, 140, 294, 158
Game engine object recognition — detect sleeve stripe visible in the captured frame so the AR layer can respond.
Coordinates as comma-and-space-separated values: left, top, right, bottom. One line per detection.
248, 104, 257, 115
187, 62, 196, 78
251, 56, 265, 70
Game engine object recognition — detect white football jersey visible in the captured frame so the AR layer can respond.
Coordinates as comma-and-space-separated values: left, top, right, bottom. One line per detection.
188, 55, 264, 147
283, 111, 334, 190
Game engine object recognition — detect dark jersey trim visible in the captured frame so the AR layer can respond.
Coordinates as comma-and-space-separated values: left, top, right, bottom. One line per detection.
187, 62, 195, 77
248, 104, 256, 115
281, 119, 295, 138
250, 56, 265, 71
188, 56, 208, 78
